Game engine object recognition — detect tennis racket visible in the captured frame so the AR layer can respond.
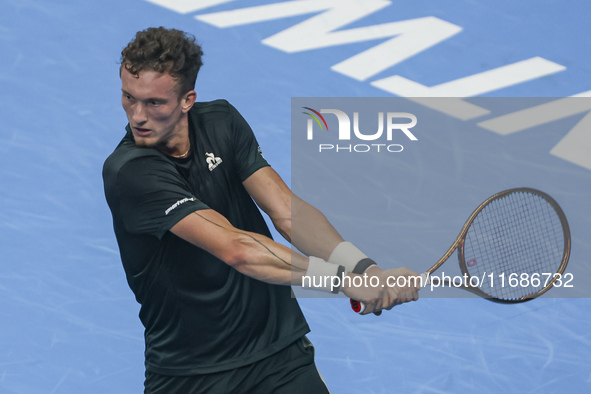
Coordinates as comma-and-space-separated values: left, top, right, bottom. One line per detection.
351, 187, 571, 313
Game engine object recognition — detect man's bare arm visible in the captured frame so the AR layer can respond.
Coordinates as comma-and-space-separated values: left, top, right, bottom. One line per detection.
243, 166, 420, 314
171, 207, 418, 314
171, 209, 308, 285
243, 166, 344, 259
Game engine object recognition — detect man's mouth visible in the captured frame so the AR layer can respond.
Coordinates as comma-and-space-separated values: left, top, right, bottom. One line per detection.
134, 127, 151, 137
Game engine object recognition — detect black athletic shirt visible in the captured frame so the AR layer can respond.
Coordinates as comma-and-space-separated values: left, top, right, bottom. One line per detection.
102, 100, 309, 376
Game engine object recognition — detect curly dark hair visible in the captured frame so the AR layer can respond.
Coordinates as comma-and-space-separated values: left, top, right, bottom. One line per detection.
120, 27, 204, 96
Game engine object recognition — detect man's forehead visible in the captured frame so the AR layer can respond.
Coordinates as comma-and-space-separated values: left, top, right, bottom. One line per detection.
120, 68, 179, 96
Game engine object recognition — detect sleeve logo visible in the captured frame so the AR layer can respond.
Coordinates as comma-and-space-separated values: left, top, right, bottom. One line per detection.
165, 197, 197, 215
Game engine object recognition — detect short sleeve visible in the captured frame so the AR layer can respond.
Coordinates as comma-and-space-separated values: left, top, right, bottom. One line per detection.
228, 104, 269, 181
115, 156, 209, 239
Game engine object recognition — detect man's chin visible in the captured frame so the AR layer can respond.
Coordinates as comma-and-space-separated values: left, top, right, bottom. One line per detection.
133, 137, 158, 149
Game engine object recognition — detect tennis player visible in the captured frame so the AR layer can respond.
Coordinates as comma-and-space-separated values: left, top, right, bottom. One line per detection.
103, 27, 420, 393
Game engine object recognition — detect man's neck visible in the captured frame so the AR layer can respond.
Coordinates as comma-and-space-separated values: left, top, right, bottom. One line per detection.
159, 115, 191, 158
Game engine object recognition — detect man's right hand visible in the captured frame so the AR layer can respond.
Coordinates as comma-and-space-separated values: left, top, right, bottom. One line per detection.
341, 266, 421, 315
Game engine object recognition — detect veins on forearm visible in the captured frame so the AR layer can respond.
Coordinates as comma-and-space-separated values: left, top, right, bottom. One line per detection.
193, 212, 305, 272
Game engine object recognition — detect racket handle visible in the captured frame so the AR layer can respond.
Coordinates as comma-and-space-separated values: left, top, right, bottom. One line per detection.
350, 299, 366, 313
350, 272, 430, 313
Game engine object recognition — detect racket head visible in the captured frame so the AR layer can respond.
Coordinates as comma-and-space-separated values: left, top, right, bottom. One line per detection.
457, 188, 570, 303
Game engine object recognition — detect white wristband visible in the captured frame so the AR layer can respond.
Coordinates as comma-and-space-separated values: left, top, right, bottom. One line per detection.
305, 256, 345, 294
328, 241, 377, 273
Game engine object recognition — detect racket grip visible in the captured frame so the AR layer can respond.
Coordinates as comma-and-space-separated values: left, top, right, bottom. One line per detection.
350, 298, 366, 313
350, 273, 429, 313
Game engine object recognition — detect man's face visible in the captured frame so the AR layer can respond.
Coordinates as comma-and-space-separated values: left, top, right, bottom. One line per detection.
120, 68, 192, 149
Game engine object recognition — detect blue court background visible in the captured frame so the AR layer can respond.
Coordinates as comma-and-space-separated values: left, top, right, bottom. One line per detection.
1, 0, 590, 393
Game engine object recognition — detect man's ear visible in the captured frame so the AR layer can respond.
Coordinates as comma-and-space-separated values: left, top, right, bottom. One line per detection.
181, 90, 197, 113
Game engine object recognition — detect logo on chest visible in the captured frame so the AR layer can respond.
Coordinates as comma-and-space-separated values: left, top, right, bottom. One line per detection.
205, 152, 223, 171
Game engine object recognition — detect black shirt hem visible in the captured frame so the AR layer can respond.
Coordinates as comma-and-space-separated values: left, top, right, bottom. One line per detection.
144, 326, 310, 376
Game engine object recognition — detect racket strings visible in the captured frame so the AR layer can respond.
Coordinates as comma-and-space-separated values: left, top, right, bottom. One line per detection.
463, 191, 565, 300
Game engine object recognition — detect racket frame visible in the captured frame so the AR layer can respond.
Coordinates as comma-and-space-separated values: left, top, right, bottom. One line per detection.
425, 187, 571, 303
351, 187, 571, 312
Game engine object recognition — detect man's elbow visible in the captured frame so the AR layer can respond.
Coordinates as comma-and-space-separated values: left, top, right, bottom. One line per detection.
221, 236, 255, 269
272, 218, 292, 243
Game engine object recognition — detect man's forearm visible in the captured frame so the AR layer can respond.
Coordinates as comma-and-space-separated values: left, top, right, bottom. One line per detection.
287, 195, 344, 260
226, 228, 309, 286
